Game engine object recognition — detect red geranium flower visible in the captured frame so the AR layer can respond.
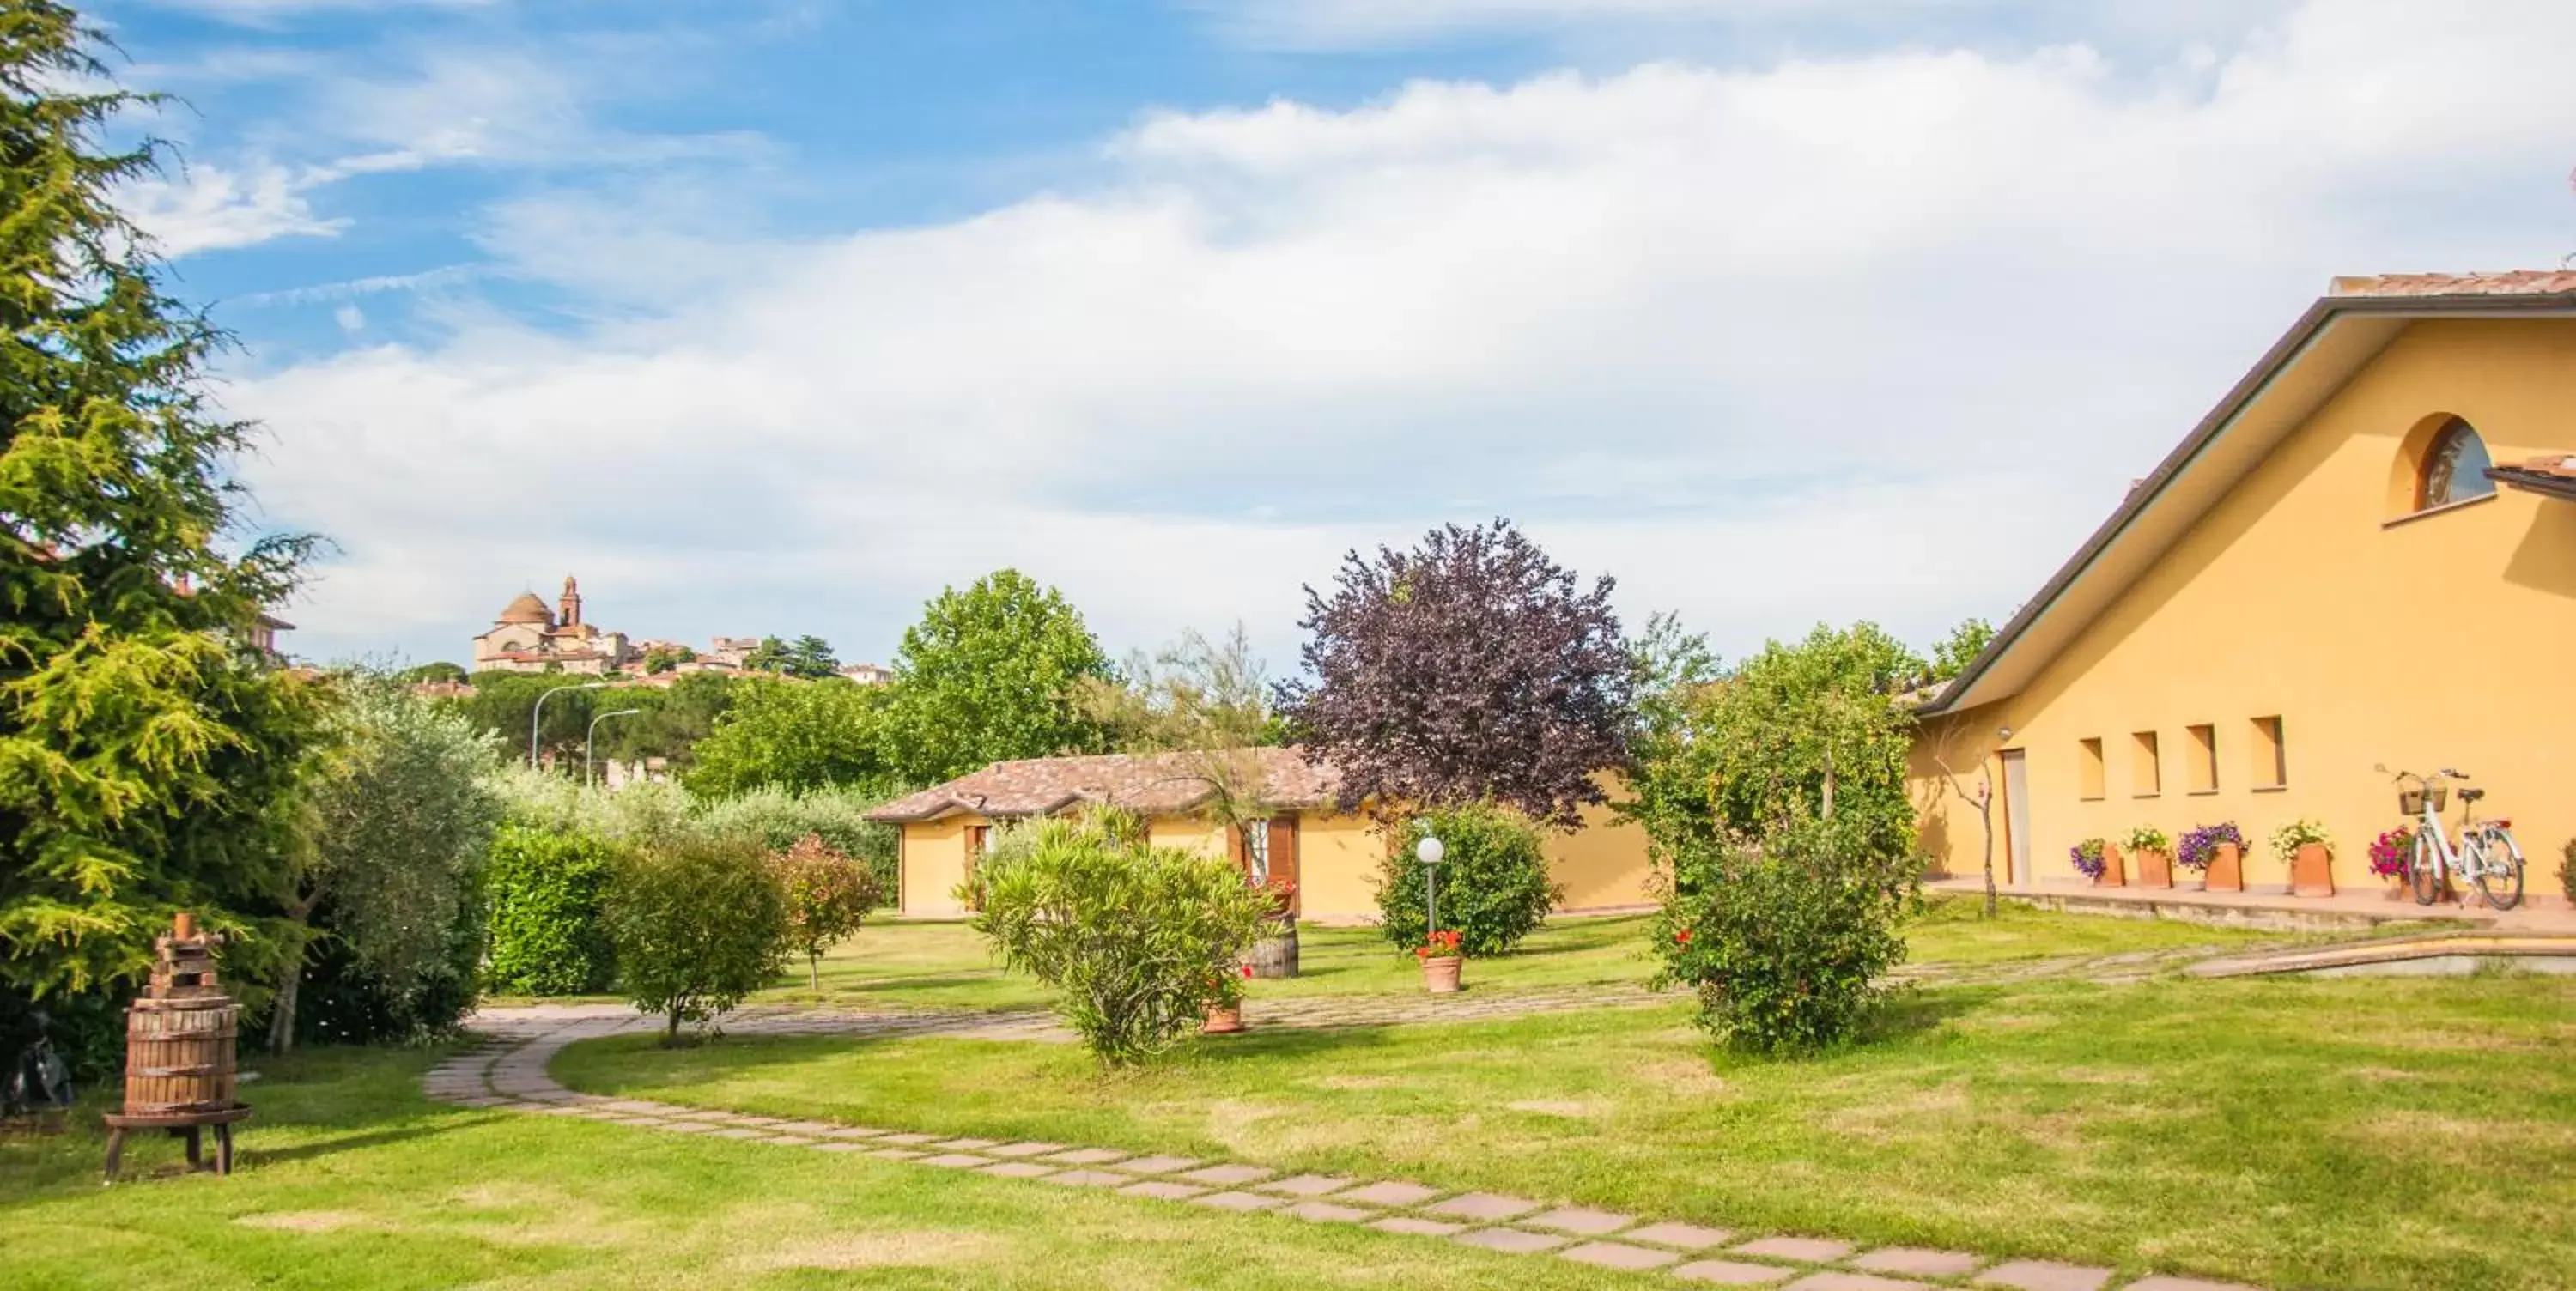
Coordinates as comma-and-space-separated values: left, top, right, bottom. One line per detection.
1240, 962, 1254, 979
1674, 929, 1692, 945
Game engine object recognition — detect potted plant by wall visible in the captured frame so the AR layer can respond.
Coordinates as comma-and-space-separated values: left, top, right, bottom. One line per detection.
1203, 961, 1252, 1034
2271, 819, 2336, 897
2123, 826, 2173, 889
2368, 828, 2415, 900
1416, 929, 1463, 995
2178, 822, 2247, 893
2069, 838, 2123, 887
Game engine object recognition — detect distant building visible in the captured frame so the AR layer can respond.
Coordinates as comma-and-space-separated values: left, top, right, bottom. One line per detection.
471, 576, 634, 674
837, 662, 893, 685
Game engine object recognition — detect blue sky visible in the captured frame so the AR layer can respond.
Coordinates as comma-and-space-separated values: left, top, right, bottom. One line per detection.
97, 0, 2576, 671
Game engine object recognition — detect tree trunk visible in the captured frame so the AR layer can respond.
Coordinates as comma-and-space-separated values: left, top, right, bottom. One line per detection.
268, 961, 301, 1056
808, 952, 822, 994
1978, 793, 1998, 919
665, 1005, 682, 1045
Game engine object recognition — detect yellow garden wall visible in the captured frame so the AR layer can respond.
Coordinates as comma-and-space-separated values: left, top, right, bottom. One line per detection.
1913, 318, 2576, 894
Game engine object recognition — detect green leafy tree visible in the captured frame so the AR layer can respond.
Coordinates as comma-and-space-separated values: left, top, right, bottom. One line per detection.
394, 660, 469, 686
784, 634, 839, 680
270, 678, 503, 1052
0, 9, 322, 1028
1925, 617, 1996, 686
1082, 622, 1279, 833
769, 833, 879, 991
640, 645, 694, 675
605, 835, 790, 1043
447, 673, 607, 768
1380, 804, 1559, 955
964, 814, 1270, 1066
695, 785, 900, 901
886, 570, 1112, 784
741, 636, 790, 674
686, 676, 892, 797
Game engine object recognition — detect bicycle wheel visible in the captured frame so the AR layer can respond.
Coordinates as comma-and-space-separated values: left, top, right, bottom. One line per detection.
2412, 832, 2443, 906
2470, 829, 2524, 911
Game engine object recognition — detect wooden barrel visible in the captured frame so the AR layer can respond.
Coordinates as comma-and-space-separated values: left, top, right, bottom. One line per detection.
1247, 920, 1300, 979
124, 1000, 239, 1116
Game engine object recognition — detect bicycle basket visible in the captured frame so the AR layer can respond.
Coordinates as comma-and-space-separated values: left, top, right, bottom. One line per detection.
2399, 789, 2422, 815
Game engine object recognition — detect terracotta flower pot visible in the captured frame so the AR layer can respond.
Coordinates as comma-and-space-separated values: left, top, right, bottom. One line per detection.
2136, 848, 2173, 889
1421, 955, 1463, 995
2291, 842, 2335, 898
2095, 844, 2127, 887
2203, 842, 2245, 893
2383, 873, 2410, 901
1202, 1004, 1244, 1035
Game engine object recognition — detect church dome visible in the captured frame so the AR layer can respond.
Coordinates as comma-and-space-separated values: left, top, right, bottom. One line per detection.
498, 591, 553, 625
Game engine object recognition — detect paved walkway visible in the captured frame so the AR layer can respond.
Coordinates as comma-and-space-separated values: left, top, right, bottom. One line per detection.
427, 1015, 2269, 1291
1929, 876, 2576, 933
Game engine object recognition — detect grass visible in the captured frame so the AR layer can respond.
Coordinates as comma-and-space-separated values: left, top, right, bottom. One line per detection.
765, 894, 2292, 1013
554, 967, 2576, 1291
0, 1046, 1669, 1290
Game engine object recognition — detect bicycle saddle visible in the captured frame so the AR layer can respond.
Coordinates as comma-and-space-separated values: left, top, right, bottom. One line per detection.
2458, 788, 2486, 803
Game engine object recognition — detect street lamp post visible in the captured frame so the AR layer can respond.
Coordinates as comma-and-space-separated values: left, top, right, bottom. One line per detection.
1415, 833, 1445, 940
529, 681, 611, 770
586, 708, 641, 787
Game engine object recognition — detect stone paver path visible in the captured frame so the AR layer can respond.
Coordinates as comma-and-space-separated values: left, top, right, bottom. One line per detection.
423, 1015, 2271, 1291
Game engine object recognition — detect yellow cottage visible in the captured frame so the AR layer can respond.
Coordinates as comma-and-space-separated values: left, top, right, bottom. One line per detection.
1911, 270, 2576, 896
866, 747, 1656, 922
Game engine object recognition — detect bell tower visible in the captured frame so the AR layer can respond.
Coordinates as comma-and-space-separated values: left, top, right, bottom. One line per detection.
558, 574, 582, 628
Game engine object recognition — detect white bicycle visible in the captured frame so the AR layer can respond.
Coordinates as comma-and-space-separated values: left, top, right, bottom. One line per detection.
2385, 767, 2524, 911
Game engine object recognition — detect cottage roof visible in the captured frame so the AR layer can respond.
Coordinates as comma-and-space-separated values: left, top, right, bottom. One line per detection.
866, 747, 1341, 823
1923, 271, 2576, 716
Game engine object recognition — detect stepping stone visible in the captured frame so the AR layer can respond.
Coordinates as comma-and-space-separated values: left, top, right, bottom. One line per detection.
1121, 1180, 1209, 1201
1784, 1276, 1929, 1291
1674, 1260, 1796, 1285
602, 1100, 670, 1114
1523, 1206, 1635, 1236
733, 1117, 791, 1127
775, 1121, 844, 1136
1041, 1169, 1130, 1187
1258, 1174, 1354, 1197
1735, 1237, 1855, 1263
1425, 1192, 1543, 1221
809, 1141, 871, 1152
707, 1127, 769, 1140
933, 1137, 1001, 1151
1976, 1261, 2116, 1291
1046, 1147, 1129, 1166
874, 1149, 927, 1161
758, 1134, 814, 1144
1179, 1164, 1274, 1187
1340, 1181, 1445, 1208
668, 1109, 735, 1122
825, 1127, 888, 1140
920, 1153, 990, 1168
1560, 1241, 1680, 1271
1627, 1222, 1735, 1250
981, 1161, 1060, 1179
878, 1132, 939, 1145
1370, 1215, 1467, 1238
986, 1142, 1066, 1158
2123, 1280, 2263, 1291
1193, 1190, 1285, 1212
655, 1122, 717, 1134
1854, 1249, 1985, 1278
1109, 1155, 1201, 1175
1287, 1202, 1373, 1223
1455, 1227, 1569, 1254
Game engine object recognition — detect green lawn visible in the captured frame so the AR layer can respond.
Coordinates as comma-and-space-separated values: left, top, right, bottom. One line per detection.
769, 895, 2293, 1012
554, 968, 2576, 1291
0, 1047, 1668, 1291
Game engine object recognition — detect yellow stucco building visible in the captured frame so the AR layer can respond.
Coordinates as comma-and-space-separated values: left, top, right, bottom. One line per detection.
866, 748, 1655, 922
1911, 270, 2576, 896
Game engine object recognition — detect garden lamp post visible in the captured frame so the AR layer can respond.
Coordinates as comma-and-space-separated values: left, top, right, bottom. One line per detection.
1416, 833, 1445, 939
585, 708, 641, 787
529, 681, 610, 770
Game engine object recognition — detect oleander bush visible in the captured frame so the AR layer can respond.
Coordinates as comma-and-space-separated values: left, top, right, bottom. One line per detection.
483, 825, 621, 997
1379, 803, 1560, 957
965, 815, 1271, 1066
770, 833, 881, 991
605, 835, 791, 1043
1652, 818, 1918, 1054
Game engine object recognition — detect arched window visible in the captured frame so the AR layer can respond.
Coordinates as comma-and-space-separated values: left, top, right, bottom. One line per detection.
2417, 418, 2496, 511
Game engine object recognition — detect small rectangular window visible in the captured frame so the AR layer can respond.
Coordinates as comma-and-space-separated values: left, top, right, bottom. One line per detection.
2251, 716, 2287, 789
2186, 724, 2218, 793
2131, 731, 2161, 797
2077, 738, 2105, 800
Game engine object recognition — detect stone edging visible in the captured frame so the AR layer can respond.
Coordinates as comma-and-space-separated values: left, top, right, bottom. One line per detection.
422, 1017, 2266, 1291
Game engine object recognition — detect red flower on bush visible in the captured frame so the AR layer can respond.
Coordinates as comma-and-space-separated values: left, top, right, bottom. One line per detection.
1674, 928, 1692, 945
1413, 929, 1462, 960
1240, 962, 1254, 979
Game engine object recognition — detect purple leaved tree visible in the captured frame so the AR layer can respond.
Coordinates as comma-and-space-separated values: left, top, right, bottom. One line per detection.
1278, 519, 1633, 828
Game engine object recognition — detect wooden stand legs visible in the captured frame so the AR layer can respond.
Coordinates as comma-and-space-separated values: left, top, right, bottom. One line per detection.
101, 1110, 245, 1182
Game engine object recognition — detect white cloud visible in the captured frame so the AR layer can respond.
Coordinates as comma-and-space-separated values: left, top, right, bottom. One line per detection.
228, 0, 2576, 668
1206, 0, 2298, 51
137, 0, 499, 27
119, 158, 346, 256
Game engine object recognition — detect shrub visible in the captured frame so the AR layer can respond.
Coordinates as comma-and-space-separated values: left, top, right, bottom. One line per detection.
966, 815, 1271, 1066
1652, 820, 1917, 1054
2176, 822, 2245, 872
484, 825, 621, 996
1379, 803, 1560, 956
697, 785, 901, 901
2069, 838, 2106, 880
605, 835, 791, 1043
771, 833, 881, 991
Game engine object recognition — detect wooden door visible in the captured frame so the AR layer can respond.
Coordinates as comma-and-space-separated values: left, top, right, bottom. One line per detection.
1267, 816, 1301, 915
2000, 750, 2031, 891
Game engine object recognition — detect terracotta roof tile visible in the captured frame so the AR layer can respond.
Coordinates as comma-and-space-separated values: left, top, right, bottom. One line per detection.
866, 748, 1340, 823
2327, 270, 2576, 297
